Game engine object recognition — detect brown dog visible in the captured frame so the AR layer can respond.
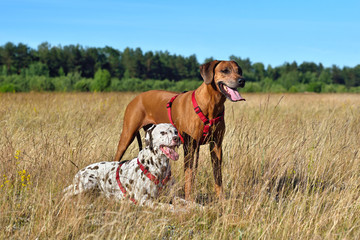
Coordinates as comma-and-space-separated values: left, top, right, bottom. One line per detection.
114, 60, 245, 200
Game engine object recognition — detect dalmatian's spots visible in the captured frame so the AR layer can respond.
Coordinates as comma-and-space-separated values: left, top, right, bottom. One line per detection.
125, 183, 132, 192
104, 172, 110, 181
63, 124, 181, 208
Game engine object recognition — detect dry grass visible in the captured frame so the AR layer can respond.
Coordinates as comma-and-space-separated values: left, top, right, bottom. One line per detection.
1, 92, 359, 239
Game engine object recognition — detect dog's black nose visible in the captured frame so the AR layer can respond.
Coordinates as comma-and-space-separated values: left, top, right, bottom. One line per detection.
173, 136, 180, 143
238, 78, 245, 88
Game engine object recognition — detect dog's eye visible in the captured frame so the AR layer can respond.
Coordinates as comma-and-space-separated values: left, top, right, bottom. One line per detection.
221, 68, 230, 74
174, 130, 178, 135
160, 131, 167, 135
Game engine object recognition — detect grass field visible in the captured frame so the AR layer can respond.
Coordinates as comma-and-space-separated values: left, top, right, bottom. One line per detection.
1, 92, 359, 239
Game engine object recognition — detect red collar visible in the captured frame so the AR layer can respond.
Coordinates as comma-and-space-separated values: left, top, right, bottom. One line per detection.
136, 158, 171, 187
116, 159, 171, 204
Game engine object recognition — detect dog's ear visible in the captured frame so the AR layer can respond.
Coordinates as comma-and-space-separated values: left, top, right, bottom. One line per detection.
145, 125, 155, 151
200, 60, 221, 85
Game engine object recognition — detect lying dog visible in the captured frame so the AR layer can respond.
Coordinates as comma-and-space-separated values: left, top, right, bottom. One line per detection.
63, 124, 181, 207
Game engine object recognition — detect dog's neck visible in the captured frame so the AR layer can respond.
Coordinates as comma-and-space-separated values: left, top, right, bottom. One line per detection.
194, 83, 226, 118
137, 147, 170, 180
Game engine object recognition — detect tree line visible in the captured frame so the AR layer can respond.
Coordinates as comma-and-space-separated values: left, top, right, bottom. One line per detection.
0, 42, 359, 93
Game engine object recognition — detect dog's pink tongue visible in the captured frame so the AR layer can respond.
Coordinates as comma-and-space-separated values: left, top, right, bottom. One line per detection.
168, 148, 179, 161
162, 147, 179, 161
226, 87, 245, 101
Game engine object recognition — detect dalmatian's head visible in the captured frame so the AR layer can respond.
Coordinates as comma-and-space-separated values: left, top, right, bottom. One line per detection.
145, 124, 181, 161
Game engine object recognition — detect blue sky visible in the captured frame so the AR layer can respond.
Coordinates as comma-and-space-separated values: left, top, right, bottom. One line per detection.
1, 0, 359, 67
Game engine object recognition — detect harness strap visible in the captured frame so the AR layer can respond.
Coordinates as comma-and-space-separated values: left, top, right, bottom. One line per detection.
166, 91, 224, 145
167, 94, 185, 143
191, 91, 224, 143
116, 162, 137, 204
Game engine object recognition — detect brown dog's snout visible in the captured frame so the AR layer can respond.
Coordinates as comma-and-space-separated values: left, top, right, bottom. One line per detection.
238, 78, 245, 88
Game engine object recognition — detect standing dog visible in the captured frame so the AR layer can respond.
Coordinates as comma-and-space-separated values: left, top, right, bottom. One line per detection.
64, 124, 181, 207
114, 60, 245, 200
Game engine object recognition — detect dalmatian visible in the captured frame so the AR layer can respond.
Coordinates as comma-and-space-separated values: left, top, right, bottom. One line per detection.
63, 123, 183, 208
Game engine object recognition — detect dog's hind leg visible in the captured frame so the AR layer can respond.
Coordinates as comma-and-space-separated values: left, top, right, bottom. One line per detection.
183, 138, 200, 200
63, 182, 82, 199
63, 184, 75, 199
114, 104, 148, 161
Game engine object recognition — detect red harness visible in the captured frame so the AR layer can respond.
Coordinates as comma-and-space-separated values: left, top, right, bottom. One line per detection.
166, 91, 224, 144
116, 159, 171, 204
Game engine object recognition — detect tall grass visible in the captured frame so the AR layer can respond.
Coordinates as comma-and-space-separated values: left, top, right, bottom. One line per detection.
1, 92, 359, 239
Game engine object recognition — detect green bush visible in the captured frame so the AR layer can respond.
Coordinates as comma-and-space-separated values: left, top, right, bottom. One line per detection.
288, 86, 299, 93
307, 82, 323, 93
322, 84, 338, 93
117, 78, 143, 92
168, 80, 201, 92
334, 84, 347, 93
0, 83, 18, 92
52, 76, 73, 92
90, 69, 111, 92
243, 82, 262, 93
0, 72, 356, 93
269, 83, 287, 93
349, 86, 360, 93
261, 77, 274, 92
74, 79, 91, 92
28, 76, 54, 91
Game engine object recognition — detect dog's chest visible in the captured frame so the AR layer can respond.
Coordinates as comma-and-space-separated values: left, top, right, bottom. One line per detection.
117, 153, 171, 198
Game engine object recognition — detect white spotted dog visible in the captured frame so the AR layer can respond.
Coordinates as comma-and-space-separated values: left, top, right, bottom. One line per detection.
63, 123, 181, 208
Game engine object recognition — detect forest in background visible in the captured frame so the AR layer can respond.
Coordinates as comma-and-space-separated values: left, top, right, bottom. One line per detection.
0, 42, 360, 93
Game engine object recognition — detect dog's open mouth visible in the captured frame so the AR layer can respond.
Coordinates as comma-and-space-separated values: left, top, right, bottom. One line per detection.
218, 82, 246, 102
160, 145, 179, 161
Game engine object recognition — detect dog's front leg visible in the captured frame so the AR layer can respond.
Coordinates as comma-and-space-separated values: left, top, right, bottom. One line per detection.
209, 140, 224, 199
139, 198, 177, 212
